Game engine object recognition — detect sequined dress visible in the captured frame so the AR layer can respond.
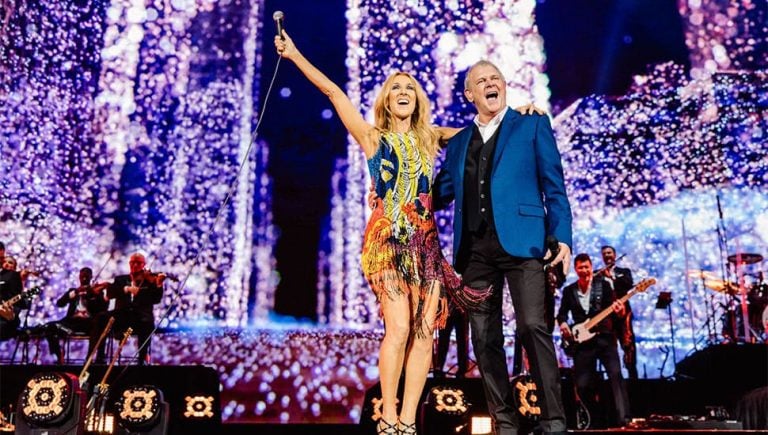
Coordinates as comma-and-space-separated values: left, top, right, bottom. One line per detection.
362, 131, 488, 335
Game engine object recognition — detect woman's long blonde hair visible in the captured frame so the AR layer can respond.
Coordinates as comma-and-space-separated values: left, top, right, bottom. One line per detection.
372, 72, 439, 160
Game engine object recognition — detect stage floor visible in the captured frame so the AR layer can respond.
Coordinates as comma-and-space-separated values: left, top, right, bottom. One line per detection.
1, 329, 765, 427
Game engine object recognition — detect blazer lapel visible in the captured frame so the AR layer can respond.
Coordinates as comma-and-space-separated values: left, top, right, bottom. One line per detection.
491, 109, 521, 173
453, 126, 473, 197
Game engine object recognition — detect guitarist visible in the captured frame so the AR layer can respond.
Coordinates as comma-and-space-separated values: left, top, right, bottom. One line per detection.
556, 253, 629, 428
0, 255, 27, 340
598, 246, 637, 379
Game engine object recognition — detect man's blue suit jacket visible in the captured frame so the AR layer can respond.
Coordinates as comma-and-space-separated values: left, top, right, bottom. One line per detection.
433, 109, 573, 261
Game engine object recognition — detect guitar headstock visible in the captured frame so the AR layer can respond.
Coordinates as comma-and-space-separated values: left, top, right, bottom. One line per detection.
25, 286, 42, 299
635, 278, 656, 293
122, 327, 133, 340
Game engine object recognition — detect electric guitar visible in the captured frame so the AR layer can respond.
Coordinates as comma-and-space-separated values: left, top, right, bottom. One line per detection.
562, 278, 656, 355
0, 287, 41, 320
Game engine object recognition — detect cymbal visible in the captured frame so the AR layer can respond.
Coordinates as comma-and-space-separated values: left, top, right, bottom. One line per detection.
687, 270, 718, 280
727, 253, 764, 264
704, 279, 740, 295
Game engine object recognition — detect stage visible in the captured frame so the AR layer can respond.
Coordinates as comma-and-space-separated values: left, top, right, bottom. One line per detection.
1, 330, 765, 433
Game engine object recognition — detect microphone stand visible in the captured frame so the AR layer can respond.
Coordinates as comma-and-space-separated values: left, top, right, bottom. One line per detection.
715, 193, 738, 341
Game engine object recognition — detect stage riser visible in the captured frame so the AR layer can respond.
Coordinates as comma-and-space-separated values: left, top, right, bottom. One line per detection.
0, 365, 220, 434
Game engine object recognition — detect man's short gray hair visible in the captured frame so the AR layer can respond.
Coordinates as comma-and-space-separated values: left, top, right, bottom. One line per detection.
464, 60, 505, 90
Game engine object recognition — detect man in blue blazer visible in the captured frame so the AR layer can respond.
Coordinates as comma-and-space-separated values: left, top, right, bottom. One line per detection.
433, 60, 573, 435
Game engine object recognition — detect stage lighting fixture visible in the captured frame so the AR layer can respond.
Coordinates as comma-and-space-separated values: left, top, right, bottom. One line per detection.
16, 371, 86, 434
470, 416, 493, 434
183, 396, 215, 419
429, 386, 469, 415
114, 385, 168, 434
511, 375, 541, 420
85, 411, 115, 433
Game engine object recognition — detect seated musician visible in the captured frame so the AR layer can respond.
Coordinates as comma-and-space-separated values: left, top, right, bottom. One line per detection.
0, 254, 27, 341
557, 253, 629, 428
89, 253, 164, 365
45, 267, 109, 364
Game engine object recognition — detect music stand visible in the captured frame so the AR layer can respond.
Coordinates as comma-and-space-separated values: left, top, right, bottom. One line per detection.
655, 292, 676, 373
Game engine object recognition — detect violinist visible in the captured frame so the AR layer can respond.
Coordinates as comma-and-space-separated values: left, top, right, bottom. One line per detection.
45, 267, 109, 364
89, 253, 164, 365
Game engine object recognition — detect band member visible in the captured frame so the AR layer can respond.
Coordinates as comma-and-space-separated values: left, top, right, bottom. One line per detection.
557, 253, 629, 428
89, 253, 164, 365
45, 267, 108, 364
0, 255, 26, 340
598, 245, 637, 379
434, 306, 469, 378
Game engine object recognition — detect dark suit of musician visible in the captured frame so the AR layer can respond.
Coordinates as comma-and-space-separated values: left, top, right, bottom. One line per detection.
90, 254, 162, 365
45, 268, 108, 363
599, 246, 637, 379
433, 61, 572, 434
0, 268, 25, 340
557, 255, 628, 428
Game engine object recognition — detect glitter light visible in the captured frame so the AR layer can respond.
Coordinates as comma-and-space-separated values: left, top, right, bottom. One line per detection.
0, 0, 275, 327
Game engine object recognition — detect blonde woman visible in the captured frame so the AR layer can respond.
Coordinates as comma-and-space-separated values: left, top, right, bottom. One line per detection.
275, 31, 509, 434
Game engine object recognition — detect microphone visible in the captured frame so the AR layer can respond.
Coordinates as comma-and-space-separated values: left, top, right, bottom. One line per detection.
546, 235, 560, 260
544, 235, 565, 288
273, 10, 285, 39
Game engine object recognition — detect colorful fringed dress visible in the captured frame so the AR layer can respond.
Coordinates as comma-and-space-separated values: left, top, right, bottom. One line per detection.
362, 131, 488, 336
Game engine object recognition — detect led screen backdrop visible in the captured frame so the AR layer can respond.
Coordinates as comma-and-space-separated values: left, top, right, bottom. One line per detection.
1, 0, 765, 403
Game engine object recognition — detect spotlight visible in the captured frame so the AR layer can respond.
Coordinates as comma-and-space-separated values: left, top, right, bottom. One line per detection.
511, 374, 541, 420
421, 385, 471, 434
470, 416, 493, 434
183, 396, 215, 419
114, 385, 168, 434
16, 371, 85, 433
429, 386, 469, 415
85, 411, 115, 433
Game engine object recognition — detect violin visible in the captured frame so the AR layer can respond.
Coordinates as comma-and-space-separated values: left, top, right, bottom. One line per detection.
131, 269, 177, 287
75, 282, 109, 297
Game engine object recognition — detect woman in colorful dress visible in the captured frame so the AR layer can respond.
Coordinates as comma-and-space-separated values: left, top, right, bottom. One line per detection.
275, 31, 491, 434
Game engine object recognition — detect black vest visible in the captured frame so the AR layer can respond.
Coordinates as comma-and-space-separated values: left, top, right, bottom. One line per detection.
464, 124, 501, 232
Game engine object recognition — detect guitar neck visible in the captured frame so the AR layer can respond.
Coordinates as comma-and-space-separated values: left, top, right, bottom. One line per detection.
585, 288, 636, 330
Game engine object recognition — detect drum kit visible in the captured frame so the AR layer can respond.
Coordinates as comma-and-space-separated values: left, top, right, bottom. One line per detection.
688, 252, 768, 343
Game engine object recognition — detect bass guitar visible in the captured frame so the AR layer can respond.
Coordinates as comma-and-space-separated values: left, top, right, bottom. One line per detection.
562, 278, 656, 355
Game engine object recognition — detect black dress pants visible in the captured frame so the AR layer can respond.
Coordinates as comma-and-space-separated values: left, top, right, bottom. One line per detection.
461, 227, 566, 434
573, 334, 629, 427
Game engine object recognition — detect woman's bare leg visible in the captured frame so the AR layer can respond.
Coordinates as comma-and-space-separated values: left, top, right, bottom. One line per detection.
378, 290, 411, 428
399, 283, 441, 427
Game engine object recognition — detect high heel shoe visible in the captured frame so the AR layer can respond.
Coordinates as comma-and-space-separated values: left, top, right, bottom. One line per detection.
376, 418, 398, 434
399, 421, 417, 435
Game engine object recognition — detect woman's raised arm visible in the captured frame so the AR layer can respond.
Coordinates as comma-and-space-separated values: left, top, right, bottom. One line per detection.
275, 30, 378, 157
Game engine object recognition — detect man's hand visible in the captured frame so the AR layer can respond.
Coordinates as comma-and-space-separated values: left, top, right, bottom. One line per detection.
611, 300, 626, 317
0, 304, 15, 321
514, 103, 546, 116
559, 322, 572, 339
545, 242, 571, 276
124, 285, 140, 297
